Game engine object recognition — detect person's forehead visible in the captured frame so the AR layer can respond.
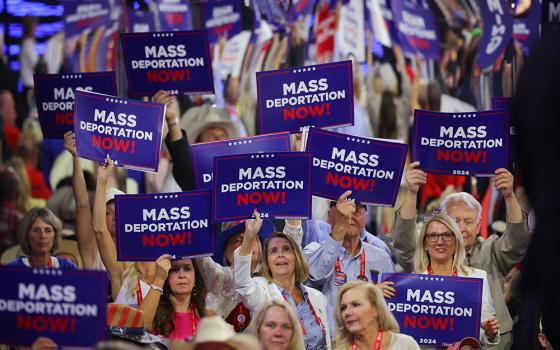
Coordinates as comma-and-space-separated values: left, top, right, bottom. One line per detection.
447, 202, 476, 216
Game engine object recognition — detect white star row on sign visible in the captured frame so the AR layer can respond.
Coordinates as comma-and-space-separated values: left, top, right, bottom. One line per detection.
105, 98, 128, 104
33, 269, 63, 275
250, 154, 275, 159
452, 114, 476, 118
113, 160, 119, 166
154, 194, 180, 199
419, 276, 444, 281
228, 140, 252, 146
292, 67, 317, 73
345, 136, 370, 144
62, 74, 82, 79
153, 33, 174, 37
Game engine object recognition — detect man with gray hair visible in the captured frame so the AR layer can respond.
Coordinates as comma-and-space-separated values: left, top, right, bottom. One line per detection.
392, 161, 529, 350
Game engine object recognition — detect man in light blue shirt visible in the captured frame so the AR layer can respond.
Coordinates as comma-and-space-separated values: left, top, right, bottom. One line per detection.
303, 191, 395, 334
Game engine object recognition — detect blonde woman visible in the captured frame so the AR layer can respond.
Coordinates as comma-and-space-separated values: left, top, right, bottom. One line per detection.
234, 210, 331, 349
380, 211, 500, 347
247, 300, 306, 350
334, 281, 419, 349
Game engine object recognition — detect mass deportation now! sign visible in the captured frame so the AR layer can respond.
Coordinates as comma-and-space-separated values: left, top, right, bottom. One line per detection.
257, 61, 354, 133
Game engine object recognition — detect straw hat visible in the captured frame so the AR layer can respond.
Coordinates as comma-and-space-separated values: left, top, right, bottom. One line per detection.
106, 187, 126, 204
170, 316, 261, 350
180, 104, 239, 143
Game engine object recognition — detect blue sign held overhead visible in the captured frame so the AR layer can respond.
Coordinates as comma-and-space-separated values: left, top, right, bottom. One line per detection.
213, 152, 312, 222
34, 72, 117, 138
74, 90, 165, 173
257, 61, 354, 134
121, 30, 214, 97
305, 128, 407, 206
191, 132, 291, 190
412, 109, 510, 176
115, 191, 214, 261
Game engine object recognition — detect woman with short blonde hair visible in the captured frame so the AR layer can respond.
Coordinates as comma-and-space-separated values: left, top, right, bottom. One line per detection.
246, 300, 305, 350
334, 281, 418, 349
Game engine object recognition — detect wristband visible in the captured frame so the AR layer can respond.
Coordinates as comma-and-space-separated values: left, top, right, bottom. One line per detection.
150, 284, 164, 293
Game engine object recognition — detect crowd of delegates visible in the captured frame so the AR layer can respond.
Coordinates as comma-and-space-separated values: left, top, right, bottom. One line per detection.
0, 2, 557, 350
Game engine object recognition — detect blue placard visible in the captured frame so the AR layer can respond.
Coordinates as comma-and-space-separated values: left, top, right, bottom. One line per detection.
379, 0, 401, 44
34, 72, 118, 139
213, 152, 312, 222
492, 97, 516, 164
126, 9, 156, 33
391, 0, 440, 59
0, 266, 107, 347
305, 128, 407, 206
412, 109, 510, 176
191, 132, 291, 190
114, 191, 213, 261
289, 0, 315, 21
203, 0, 243, 45
513, 1, 541, 56
120, 30, 214, 97
257, 61, 354, 134
542, 0, 560, 36
74, 90, 165, 172
476, 0, 513, 69
381, 273, 482, 347
158, 0, 192, 32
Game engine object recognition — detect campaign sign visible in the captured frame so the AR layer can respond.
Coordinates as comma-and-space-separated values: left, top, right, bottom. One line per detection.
379, 0, 401, 44
381, 273, 482, 347
476, 0, 513, 69
34, 72, 118, 138
412, 109, 509, 176
203, 0, 243, 45
542, 0, 560, 36
114, 191, 213, 261
63, 0, 110, 39
213, 152, 312, 222
305, 128, 407, 206
74, 90, 165, 172
121, 30, 214, 97
0, 266, 106, 347
126, 9, 156, 33
492, 97, 516, 164
191, 132, 291, 190
513, 1, 541, 55
257, 61, 354, 134
157, 0, 192, 32
391, 0, 440, 59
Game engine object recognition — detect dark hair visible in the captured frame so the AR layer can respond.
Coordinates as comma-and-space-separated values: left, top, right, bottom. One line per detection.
378, 90, 398, 139
0, 168, 20, 204
152, 259, 207, 337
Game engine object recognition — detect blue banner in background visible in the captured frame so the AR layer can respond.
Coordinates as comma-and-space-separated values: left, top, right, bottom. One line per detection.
412, 109, 510, 176
492, 97, 516, 164
213, 152, 312, 222
203, 0, 243, 45
121, 30, 214, 97
191, 133, 291, 190
0, 267, 106, 347
126, 9, 156, 33
74, 90, 165, 172
477, 0, 513, 70
391, 0, 439, 59
157, 0, 192, 31
513, 1, 541, 56
257, 61, 354, 134
114, 191, 213, 261
305, 128, 407, 206
34, 72, 117, 138
381, 273, 483, 347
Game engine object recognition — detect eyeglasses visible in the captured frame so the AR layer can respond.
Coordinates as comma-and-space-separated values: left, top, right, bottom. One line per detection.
425, 232, 455, 243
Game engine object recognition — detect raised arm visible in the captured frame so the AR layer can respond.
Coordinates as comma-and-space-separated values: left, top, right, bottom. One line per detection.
392, 161, 427, 272
491, 168, 530, 275
304, 191, 353, 284
65, 131, 96, 269
92, 155, 122, 299
154, 90, 196, 191
234, 210, 268, 312
140, 254, 171, 330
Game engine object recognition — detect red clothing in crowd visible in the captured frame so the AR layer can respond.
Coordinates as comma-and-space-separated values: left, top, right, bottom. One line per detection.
3, 124, 20, 152
26, 163, 52, 200
420, 173, 466, 209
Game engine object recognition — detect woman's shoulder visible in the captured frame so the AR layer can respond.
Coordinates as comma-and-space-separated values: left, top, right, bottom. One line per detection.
389, 332, 420, 349
301, 284, 326, 300
54, 257, 78, 269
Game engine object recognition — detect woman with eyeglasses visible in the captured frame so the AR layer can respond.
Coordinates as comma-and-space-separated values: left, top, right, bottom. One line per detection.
379, 211, 500, 347
234, 210, 331, 349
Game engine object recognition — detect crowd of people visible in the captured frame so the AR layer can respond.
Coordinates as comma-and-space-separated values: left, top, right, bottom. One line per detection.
0, 1, 558, 349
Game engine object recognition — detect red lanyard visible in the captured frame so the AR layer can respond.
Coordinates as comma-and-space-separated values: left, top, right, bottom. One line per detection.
351, 330, 383, 350
335, 248, 366, 277
281, 289, 326, 337
136, 277, 143, 306
189, 304, 197, 335
427, 264, 458, 276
